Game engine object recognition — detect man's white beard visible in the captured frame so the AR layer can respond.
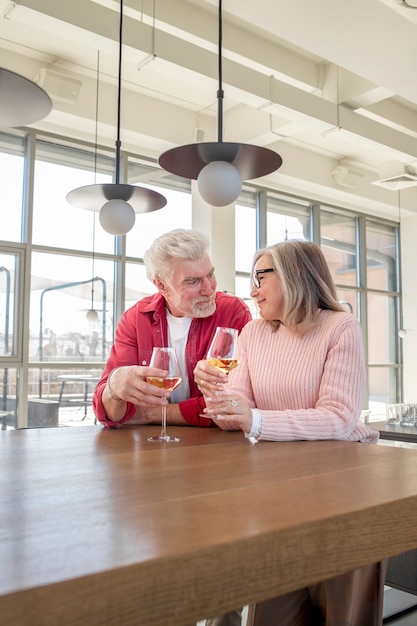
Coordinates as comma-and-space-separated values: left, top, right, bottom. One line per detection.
190, 299, 216, 318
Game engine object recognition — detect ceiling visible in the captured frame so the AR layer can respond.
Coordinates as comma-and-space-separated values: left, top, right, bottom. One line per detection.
2, 0, 417, 218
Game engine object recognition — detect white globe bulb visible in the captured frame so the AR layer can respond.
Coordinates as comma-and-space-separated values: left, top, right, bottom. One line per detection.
99, 199, 135, 235
197, 161, 242, 206
86, 309, 99, 323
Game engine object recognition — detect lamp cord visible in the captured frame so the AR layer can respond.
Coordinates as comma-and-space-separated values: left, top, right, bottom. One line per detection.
115, 0, 124, 184
217, 0, 224, 143
94, 50, 100, 185
336, 65, 340, 129
91, 213, 96, 310
91, 49, 100, 309
151, 0, 156, 55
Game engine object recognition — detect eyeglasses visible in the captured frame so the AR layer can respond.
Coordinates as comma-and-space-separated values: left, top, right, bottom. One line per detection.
251, 268, 274, 288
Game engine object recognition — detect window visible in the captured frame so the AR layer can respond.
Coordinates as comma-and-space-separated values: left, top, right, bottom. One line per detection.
125, 262, 157, 310
0, 132, 24, 242
33, 141, 114, 253
365, 220, 400, 411
0, 248, 22, 430
267, 195, 310, 244
0, 251, 20, 359
0, 128, 402, 427
30, 251, 114, 363
235, 190, 257, 305
320, 208, 358, 315
125, 182, 192, 260
366, 221, 397, 292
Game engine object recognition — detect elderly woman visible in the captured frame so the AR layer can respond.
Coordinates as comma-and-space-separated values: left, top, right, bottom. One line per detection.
194, 240, 385, 626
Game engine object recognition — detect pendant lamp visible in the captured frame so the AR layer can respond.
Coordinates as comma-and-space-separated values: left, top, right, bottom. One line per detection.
66, 0, 166, 235
0, 67, 52, 127
158, 0, 282, 206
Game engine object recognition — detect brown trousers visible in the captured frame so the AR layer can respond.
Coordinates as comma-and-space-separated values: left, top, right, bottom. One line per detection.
246, 561, 388, 626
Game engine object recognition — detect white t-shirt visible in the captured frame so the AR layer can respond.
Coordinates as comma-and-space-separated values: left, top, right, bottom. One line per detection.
166, 310, 192, 403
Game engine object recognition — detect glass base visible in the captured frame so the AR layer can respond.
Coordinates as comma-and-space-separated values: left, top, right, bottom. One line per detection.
147, 434, 180, 442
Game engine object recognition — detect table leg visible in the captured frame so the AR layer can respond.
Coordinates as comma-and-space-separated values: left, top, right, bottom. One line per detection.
82, 381, 88, 420
58, 382, 66, 405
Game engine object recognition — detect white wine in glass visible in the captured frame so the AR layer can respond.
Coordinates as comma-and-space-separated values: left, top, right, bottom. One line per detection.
147, 347, 182, 442
199, 327, 239, 419
206, 327, 239, 373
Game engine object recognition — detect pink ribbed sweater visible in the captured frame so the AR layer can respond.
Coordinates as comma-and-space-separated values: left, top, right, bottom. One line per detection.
228, 309, 378, 443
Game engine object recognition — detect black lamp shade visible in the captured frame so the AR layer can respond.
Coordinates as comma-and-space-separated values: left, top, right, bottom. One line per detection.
66, 183, 167, 213
0, 68, 52, 127
159, 142, 282, 180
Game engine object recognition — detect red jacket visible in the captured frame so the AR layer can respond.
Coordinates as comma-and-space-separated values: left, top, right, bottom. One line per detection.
93, 291, 252, 427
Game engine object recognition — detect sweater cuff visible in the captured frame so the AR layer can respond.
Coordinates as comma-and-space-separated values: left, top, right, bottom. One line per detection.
245, 408, 262, 442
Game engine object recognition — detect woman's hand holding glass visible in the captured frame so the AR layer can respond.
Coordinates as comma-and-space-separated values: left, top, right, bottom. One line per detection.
194, 326, 242, 421
194, 358, 229, 394
194, 357, 252, 431
203, 393, 253, 433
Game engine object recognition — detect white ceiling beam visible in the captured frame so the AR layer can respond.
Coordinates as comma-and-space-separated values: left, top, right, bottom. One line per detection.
326, 66, 394, 109
223, 0, 417, 105
360, 99, 417, 139
5, 0, 417, 219
15, 0, 321, 91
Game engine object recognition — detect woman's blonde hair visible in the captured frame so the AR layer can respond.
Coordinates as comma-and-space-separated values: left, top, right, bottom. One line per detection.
253, 240, 345, 335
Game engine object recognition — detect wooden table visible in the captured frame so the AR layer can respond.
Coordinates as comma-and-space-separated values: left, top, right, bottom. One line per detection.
2, 425, 417, 626
372, 420, 417, 444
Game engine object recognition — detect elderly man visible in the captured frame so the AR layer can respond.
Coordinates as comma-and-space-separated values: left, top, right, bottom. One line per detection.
93, 228, 251, 428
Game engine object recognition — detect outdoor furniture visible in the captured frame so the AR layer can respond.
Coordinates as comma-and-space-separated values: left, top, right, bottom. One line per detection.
0, 410, 8, 430
28, 399, 59, 428
372, 420, 417, 445
57, 374, 99, 421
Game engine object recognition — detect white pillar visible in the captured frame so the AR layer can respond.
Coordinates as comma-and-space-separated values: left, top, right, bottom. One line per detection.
400, 211, 417, 402
191, 180, 236, 294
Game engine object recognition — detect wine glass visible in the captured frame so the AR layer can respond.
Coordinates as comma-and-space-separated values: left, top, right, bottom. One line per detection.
206, 326, 239, 374
147, 347, 182, 442
199, 327, 240, 418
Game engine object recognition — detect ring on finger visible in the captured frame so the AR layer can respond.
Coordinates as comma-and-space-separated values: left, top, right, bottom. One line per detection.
230, 399, 238, 407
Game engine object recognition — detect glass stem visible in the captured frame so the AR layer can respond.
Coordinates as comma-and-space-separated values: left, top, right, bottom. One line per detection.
160, 405, 167, 438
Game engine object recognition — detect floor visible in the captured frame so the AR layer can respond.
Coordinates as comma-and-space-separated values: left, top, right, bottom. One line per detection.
58, 403, 98, 427
385, 609, 417, 625
383, 588, 417, 624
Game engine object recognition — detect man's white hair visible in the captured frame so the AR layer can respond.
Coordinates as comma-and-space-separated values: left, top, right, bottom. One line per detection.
144, 229, 210, 281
